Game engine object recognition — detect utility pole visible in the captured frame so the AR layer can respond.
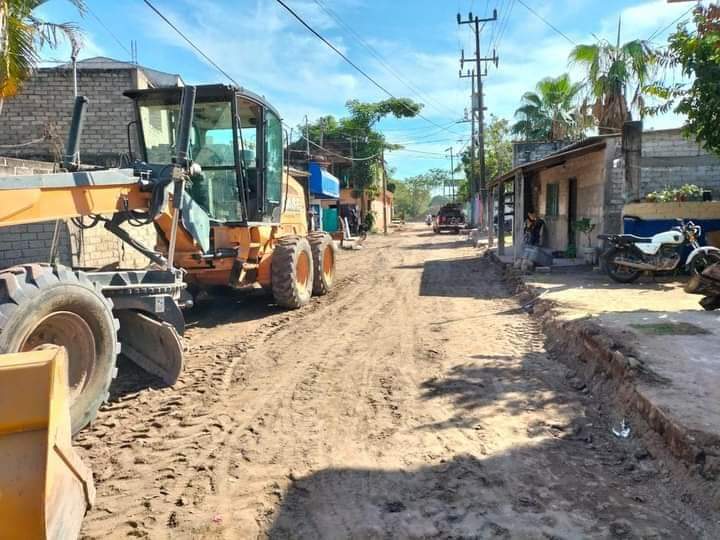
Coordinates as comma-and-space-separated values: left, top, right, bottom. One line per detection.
304, 115, 310, 161
381, 148, 388, 235
445, 146, 455, 202
457, 10, 498, 231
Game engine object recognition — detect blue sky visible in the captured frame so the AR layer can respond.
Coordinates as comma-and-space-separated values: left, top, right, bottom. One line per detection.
38, 0, 700, 179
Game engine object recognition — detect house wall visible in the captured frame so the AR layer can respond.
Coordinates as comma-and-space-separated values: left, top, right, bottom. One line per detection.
0, 67, 150, 166
537, 150, 607, 252
512, 140, 575, 167
640, 128, 720, 198
0, 157, 157, 270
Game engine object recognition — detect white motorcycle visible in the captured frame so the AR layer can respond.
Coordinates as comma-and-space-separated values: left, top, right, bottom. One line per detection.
599, 219, 720, 283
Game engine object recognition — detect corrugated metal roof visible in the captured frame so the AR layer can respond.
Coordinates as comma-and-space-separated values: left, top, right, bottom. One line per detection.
51, 56, 183, 88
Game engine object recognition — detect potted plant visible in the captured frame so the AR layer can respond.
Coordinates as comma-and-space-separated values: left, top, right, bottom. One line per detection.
574, 218, 597, 264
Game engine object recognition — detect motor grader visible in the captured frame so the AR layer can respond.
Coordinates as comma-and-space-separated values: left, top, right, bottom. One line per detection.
0, 84, 336, 442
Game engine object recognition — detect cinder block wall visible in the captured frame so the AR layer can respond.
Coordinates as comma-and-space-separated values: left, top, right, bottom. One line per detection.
640, 129, 720, 198
0, 157, 156, 270
0, 68, 141, 166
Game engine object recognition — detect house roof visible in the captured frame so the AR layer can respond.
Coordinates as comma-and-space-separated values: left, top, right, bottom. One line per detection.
53, 56, 183, 88
490, 134, 619, 188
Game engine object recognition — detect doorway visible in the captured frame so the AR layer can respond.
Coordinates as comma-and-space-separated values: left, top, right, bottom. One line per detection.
568, 177, 577, 248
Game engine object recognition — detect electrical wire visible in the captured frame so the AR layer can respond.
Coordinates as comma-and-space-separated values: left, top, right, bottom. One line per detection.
311, 0, 460, 120
515, 0, 577, 46
142, 0, 241, 88
647, 4, 696, 42
274, 0, 462, 137
86, 5, 133, 58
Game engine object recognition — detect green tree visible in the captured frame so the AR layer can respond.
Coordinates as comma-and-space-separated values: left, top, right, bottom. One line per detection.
569, 25, 657, 133
393, 170, 445, 219
645, 5, 720, 155
299, 97, 421, 214
511, 73, 585, 141
1, 0, 86, 114
458, 115, 513, 201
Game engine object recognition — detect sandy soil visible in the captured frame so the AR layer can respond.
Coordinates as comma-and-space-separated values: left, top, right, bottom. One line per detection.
78, 224, 718, 539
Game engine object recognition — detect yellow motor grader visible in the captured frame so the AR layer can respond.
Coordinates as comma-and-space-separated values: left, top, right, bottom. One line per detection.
0, 85, 336, 520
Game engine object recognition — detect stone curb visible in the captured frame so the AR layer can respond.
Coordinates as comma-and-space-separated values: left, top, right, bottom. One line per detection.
486, 250, 720, 482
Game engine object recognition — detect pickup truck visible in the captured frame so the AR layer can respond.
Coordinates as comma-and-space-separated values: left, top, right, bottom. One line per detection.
432, 204, 465, 234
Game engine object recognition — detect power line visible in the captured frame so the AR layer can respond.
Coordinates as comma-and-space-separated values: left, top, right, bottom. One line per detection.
647, 4, 696, 42
515, 0, 577, 46
86, 5, 133, 58
311, 0, 459, 120
142, 0, 240, 87
274, 0, 462, 137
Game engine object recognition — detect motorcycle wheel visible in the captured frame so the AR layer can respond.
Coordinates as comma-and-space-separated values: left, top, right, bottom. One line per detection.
689, 252, 720, 276
604, 247, 642, 283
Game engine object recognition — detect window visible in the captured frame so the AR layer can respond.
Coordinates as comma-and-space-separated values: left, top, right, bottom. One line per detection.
138, 99, 242, 221
546, 183, 559, 217
265, 110, 283, 220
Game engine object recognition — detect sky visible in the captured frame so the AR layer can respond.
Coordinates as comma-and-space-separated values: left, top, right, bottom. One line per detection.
36, 0, 702, 179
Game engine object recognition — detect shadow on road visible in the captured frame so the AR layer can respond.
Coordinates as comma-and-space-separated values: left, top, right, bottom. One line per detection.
418, 354, 562, 423
419, 256, 510, 299
402, 240, 464, 251
184, 289, 281, 329
266, 442, 681, 539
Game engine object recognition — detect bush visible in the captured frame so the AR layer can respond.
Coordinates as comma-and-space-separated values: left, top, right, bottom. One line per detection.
645, 184, 704, 202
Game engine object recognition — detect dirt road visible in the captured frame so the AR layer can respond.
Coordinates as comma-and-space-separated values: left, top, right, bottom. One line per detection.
79, 224, 717, 539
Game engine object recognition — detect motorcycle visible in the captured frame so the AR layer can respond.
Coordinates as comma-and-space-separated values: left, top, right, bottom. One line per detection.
425, 215, 432, 226
599, 219, 720, 283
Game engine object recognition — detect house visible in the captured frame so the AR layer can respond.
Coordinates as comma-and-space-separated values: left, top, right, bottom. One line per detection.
0, 57, 182, 270
289, 137, 393, 233
0, 56, 183, 165
490, 121, 720, 262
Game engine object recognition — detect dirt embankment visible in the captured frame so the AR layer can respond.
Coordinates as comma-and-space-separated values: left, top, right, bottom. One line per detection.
80, 225, 718, 539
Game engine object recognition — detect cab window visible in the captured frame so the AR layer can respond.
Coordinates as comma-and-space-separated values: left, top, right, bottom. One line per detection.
265, 110, 283, 221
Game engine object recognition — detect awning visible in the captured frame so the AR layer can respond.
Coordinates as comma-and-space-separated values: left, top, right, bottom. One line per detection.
309, 161, 340, 199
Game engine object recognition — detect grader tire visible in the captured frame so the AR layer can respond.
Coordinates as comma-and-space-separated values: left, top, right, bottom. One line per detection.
308, 232, 336, 296
272, 236, 314, 309
0, 264, 119, 435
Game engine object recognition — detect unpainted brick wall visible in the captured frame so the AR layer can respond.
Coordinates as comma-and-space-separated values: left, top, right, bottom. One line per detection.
640, 129, 720, 198
0, 68, 140, 166
0, 157, 156, 270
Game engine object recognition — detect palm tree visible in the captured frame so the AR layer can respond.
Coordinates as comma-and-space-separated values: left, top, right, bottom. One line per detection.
511, 73, 585, 141
0, 0, 85, 115
569, 20, 656, 134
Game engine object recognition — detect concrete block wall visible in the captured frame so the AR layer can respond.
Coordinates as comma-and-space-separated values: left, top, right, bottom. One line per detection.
512, 140, 575, 167
640, 129, 720, 198
0, 157, 156, 270
0, 68, 140, 166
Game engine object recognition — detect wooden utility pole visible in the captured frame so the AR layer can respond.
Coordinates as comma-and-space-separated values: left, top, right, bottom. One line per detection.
381, 148, 388, 235
457, 10, 499, 229
459, 70, 476, 221
445, 146, 455, 202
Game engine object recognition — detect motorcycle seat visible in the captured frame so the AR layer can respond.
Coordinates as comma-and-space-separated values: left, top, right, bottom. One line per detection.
618, 234, 653, 243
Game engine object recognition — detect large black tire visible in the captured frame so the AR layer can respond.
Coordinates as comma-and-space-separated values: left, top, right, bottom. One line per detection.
308, 232, 337, 296
0, 264, 119, 434
272, 236, 314, 309
603, 247, 642, 284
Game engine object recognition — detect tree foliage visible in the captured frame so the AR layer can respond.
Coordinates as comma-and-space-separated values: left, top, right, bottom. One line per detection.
645, 5, 720, 156
569, 30, 657, 133
299, 97, 422, 197
392, 169, 447, 219
511, 73, 587, 141
0, 0, 86, 113
457, 115, 513, 201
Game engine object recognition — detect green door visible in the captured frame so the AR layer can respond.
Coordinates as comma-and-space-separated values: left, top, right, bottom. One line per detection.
323, 207, 338, 232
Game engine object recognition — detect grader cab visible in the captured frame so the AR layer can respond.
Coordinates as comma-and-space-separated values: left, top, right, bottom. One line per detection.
0, 84, 336, 440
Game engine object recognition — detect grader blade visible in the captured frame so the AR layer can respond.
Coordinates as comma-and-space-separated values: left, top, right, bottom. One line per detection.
0, 347, 95, 540
116, 311, 184, 385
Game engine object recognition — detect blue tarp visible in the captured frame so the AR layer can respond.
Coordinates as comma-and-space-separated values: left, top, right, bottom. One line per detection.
309, 161, 340, 199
